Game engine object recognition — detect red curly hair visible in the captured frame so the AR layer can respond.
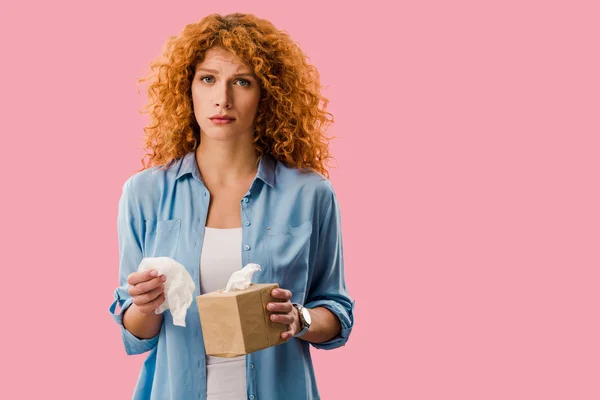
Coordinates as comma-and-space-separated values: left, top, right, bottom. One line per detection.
137, 13, 335, 177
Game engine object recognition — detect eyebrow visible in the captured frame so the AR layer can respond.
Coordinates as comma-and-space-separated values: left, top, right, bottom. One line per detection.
196, 68, 255, 78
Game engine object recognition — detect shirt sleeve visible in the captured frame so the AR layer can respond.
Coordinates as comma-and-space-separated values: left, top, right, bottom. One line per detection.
108, 177, 160, 355
304, 183, 355, 350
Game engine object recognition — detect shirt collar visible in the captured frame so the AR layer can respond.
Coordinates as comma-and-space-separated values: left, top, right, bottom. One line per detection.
175, 151, 276, 188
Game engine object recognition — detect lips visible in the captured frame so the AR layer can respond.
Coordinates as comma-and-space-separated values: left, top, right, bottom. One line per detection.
209, 115, 235, 125
209, 115, 235, 121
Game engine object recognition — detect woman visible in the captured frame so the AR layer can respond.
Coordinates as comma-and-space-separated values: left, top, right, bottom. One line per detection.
109, 13, 354, 400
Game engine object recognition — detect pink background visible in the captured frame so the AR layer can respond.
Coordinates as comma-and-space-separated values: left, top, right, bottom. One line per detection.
2, 0, 599, 398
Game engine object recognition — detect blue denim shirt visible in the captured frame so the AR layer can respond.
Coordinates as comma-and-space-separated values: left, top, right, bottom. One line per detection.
109, 151, 355, 400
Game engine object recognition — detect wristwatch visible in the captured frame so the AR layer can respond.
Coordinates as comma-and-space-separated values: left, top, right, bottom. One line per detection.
292, 303, 311, 338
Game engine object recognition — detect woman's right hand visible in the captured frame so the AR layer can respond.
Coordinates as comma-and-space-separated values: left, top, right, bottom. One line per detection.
127, 270, 167, 315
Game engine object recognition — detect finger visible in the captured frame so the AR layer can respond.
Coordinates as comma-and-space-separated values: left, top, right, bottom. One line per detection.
127, 270, 157, 285
133, 284, 164, 306
270, 313, 295, 325
267, 301, 293, 313
129, 276, 163, 296
137, 293, 166, 314
128, 270, 159, 285
271, 288, 292, 300
129, 276, 165, 296
281, 328, 295, 340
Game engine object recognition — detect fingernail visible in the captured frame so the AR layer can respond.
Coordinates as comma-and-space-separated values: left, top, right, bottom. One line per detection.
271, 315, 277, 321
267, 304, 274, 310
150, 270, 157, 277
273, 289, 279, 295
161, 275, 167, 282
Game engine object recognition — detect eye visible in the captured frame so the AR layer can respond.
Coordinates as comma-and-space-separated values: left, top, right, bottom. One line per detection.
235, 79, 251, 87
200, 76, 214, 83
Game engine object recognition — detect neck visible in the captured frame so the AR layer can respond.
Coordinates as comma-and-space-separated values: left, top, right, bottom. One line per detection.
195, 137, 259, 186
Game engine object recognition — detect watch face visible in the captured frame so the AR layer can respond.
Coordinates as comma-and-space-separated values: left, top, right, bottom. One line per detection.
301, 307, 311, 325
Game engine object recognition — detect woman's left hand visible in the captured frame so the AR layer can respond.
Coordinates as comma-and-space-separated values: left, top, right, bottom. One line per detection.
267, 288, 299, 340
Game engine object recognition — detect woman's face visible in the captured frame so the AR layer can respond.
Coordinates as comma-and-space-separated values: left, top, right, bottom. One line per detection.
191, 47, 261, 143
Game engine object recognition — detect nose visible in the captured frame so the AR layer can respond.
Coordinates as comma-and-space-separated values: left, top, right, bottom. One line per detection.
214, 81, 232, 109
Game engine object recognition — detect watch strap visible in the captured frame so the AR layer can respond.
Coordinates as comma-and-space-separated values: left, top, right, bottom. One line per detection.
292, 303, 310, 338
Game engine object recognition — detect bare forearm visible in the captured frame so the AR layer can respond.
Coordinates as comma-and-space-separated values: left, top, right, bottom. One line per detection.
300, 307, 341, 343
122, 303, 163, 339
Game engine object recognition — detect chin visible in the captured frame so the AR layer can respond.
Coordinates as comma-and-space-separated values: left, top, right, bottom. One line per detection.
200, 128, 242, 142
199, 124, 254, 142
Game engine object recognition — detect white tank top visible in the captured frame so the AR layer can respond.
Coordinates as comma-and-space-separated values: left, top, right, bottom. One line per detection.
200, 227, 247, 400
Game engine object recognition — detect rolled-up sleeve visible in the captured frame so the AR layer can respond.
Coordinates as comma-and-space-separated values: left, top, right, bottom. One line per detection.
304, 183, 355, 350
108, 177, 159, 355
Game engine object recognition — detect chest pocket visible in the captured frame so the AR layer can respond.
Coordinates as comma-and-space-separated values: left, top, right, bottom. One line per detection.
144, 219, 182, 259
265, 220, 313, 303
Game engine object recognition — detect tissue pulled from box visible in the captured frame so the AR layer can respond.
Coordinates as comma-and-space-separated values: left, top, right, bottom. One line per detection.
138, 257, 195, 327
223, 263, 261, 292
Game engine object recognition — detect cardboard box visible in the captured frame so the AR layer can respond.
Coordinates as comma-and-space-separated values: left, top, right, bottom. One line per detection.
196, 283, 287, 357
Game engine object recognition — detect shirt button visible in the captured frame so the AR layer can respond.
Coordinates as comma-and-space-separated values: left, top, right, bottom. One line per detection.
242, 197, 249, 203
249, 363, 254, 369
244, 245, 251, 251
245, 221, 250, 227
249, 396, 255, 400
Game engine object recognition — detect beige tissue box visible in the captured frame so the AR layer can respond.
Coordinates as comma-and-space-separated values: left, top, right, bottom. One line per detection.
196, 283, 287, 357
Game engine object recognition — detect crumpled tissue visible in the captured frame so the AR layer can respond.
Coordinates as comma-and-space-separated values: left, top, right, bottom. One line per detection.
138, 257, 196, 327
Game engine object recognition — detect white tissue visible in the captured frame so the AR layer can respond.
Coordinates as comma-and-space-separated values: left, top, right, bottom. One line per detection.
223, 263, 262, 292
138, 257, 196, 327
